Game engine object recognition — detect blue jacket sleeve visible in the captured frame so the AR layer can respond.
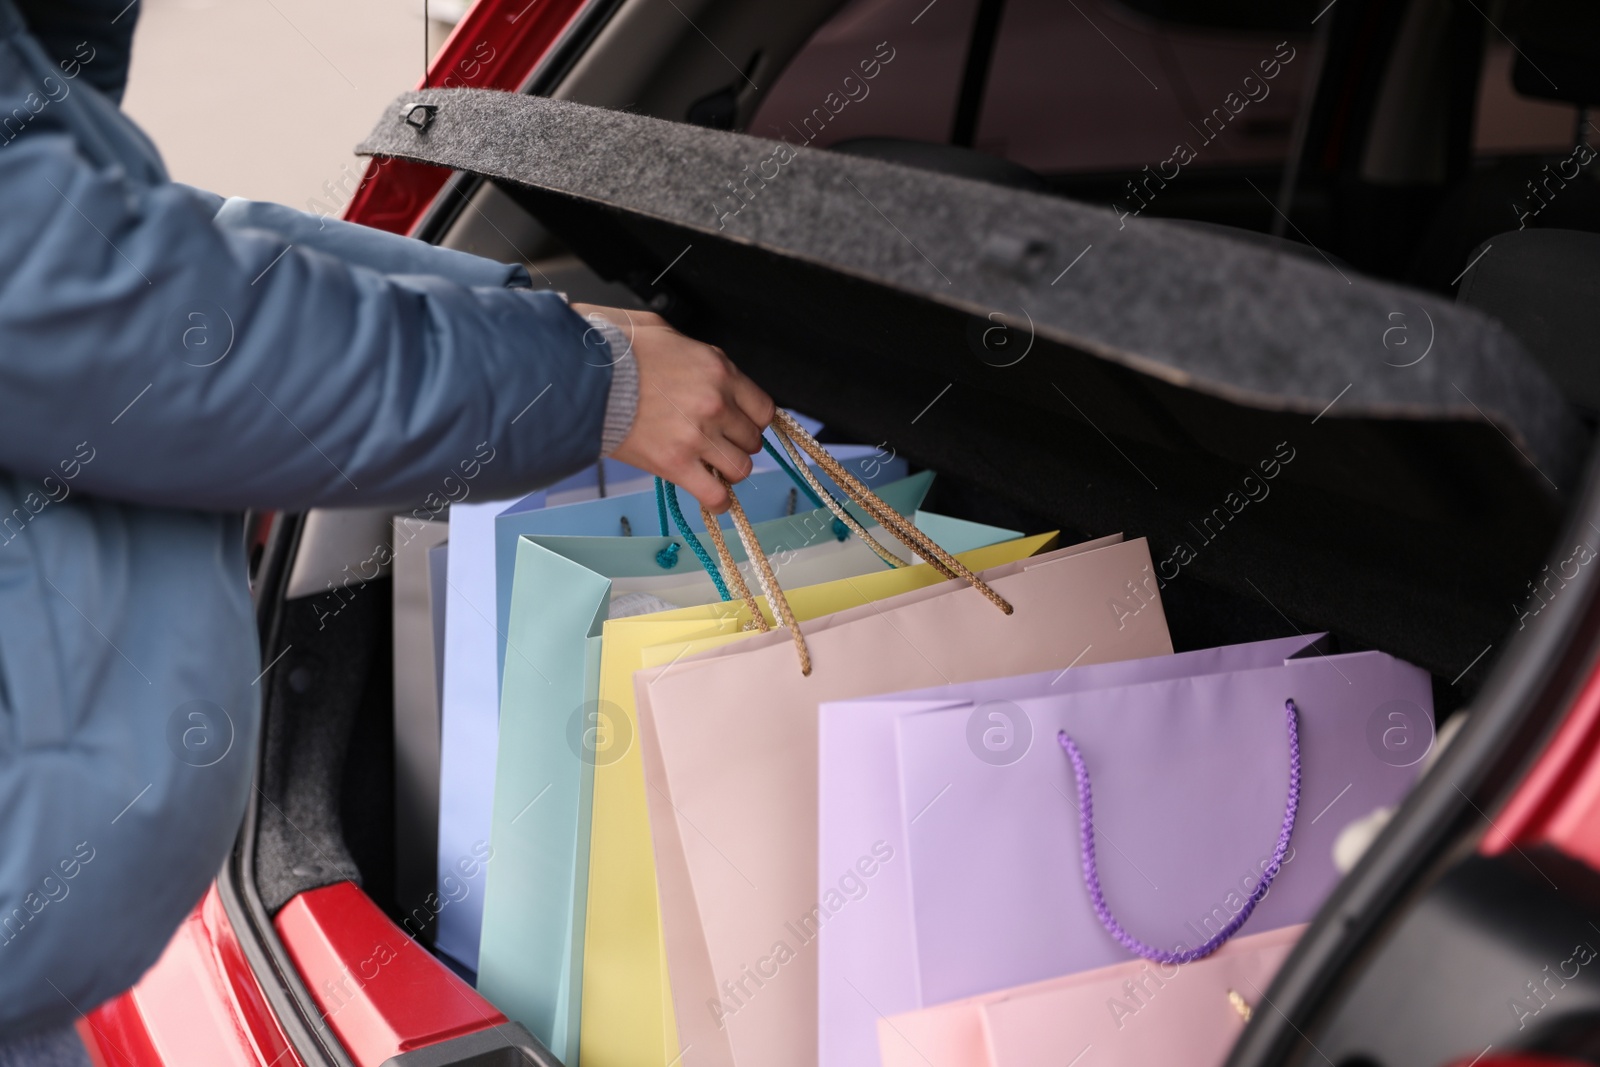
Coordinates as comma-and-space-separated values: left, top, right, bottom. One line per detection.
0, 131, 615, 512
211, 195, 538, 291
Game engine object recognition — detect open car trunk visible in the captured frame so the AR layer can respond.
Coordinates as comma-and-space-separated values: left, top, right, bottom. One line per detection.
231, 86, 1600, 1067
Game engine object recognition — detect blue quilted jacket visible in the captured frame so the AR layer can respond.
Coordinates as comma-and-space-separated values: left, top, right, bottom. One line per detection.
0, 0, 616, 1033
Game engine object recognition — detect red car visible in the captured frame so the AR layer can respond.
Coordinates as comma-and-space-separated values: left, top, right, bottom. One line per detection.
83, 0, 1600, 1065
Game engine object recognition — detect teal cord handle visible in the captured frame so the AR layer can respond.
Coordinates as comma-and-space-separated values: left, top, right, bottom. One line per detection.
655, 477, 671, 537
653, 427, 892, 589
760, 438, 849, 541
653, 478, 681, 570
655, 476, 731, 601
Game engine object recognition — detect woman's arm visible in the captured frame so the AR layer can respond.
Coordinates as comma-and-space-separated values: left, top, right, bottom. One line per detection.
0, 131, 743, 511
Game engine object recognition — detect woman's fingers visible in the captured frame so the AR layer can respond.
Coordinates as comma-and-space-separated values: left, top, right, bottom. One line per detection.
731, 366, 777, 429
700, 434, 756, 488
674, 462, 732, 514
718, 407, 765, 455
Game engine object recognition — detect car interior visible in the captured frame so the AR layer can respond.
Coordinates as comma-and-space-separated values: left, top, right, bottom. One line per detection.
230, 0, 1600, 1063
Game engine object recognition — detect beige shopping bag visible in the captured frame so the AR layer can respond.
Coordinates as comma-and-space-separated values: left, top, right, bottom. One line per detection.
631, 415, 1174, 1067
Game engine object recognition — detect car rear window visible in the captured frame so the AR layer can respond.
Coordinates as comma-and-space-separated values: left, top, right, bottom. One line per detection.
748, 0, 1313, 176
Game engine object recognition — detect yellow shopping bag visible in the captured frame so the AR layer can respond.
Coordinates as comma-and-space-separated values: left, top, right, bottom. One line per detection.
578, 532, 1060, 1067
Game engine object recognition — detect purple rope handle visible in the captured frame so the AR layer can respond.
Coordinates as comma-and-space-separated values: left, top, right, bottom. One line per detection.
1057, 697, 1302, 965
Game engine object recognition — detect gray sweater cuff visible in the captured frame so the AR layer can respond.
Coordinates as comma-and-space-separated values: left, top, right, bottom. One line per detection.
584, 312, 640, 457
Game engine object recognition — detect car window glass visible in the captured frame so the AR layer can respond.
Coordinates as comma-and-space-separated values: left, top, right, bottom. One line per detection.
1471, 40, 1579, 157
746, 0, 979, 150
977, 0, 1309, 175
749, 0, 1313, 178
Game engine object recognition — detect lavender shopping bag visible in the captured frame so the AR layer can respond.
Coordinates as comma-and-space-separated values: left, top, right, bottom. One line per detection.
816, 634, 1327, 1067
893, 646, 1432, 1008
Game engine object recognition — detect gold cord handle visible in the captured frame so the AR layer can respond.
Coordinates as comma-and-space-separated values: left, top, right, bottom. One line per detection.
770, 411, 1013, 616
698, 500, 769, 634
686, 409, 1016, 676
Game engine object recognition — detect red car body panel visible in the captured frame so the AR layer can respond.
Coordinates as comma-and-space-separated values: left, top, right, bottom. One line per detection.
1490, 650, 1600, 867
82, 889, 301, 1067
273, 884, 508, 1067
342, 0, 595, 236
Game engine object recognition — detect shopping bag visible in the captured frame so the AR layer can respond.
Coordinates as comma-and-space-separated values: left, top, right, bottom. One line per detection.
427, 538, 448, 708
390, 516, 449, 943
474, 475, 939, 1054
437, 457, 904, 970
891, 646, 1432, 1007
876, 925, 1305, 1067
633, 411, 1177, 1067
434, 456, 664, 969
816, 636, 1325, 1067
437, 495, 518, 972
579, 530, 1048, 1067
491, 597, 732, 1063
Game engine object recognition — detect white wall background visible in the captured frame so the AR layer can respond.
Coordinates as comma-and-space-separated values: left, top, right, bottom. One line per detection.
122, 0, 442, 210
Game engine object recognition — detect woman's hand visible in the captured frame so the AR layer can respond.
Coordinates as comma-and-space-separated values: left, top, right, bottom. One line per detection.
573, 303, 775, 512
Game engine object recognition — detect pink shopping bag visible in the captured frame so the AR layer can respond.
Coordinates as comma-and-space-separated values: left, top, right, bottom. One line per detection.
877, 925, 1305, 1067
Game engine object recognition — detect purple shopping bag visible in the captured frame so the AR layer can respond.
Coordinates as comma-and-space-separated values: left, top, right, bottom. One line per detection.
817, 635, 1334, 1067
894, 647, 1432, 1011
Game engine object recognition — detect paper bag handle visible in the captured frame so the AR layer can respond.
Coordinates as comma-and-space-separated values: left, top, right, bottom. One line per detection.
690, 410, 1013, 675
1058, 698, 1302, 965
704, 466, 813, 673
769, 412, 1013, 616
653, 428, 886, 590
764, 421, 906, 571
697, 498, 770, 635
